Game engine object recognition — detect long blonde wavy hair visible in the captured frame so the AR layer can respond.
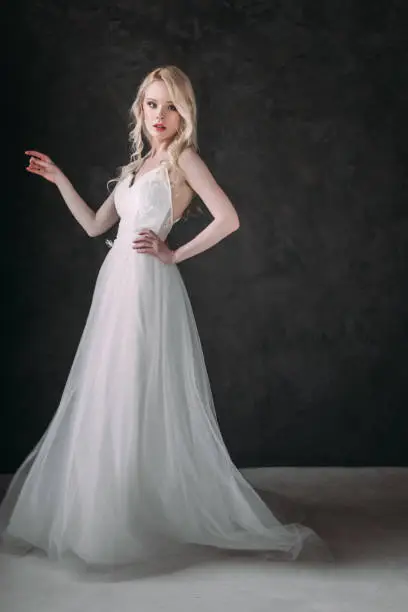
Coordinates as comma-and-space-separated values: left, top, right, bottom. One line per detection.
112, 65, 198, 189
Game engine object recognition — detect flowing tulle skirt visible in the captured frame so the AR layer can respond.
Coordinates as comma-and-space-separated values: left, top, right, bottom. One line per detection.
0, 242, 331, 571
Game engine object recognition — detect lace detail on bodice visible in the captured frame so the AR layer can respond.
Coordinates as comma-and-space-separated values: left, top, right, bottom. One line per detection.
106, 163, 175, 249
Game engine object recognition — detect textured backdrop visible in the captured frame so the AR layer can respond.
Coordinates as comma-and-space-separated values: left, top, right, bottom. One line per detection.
4, 0, 408, 469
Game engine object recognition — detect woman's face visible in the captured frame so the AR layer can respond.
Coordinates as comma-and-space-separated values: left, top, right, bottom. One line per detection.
142, 80, 181, 146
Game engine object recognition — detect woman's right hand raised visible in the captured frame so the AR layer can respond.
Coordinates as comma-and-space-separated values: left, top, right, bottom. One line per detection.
25, 150, 64, 184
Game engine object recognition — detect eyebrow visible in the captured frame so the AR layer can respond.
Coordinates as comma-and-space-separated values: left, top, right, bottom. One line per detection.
145, 97, 174, 103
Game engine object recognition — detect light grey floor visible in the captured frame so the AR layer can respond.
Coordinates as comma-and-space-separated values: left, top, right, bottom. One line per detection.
1, 468, 407, 612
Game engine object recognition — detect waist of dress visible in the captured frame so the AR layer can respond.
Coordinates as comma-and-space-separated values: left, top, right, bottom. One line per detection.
105, 227, 166, 249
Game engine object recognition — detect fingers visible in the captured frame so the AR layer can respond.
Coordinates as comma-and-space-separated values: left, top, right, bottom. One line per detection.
133, 239, 152, 248
25, 150, 52, 163
133, 239, 158, 250
133, 241, 156, 254
132, 231, 160, 254
26, 166, 44, 176
134, 230, 158, 244
26, 162, 45, 174
138, 229, 157, 238
130, 229, 161, 254
135, 247, 155, 254
28, 158, 49, 168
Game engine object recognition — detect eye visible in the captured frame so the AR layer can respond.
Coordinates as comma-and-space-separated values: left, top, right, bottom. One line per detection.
169, 104, 177, 112
147, 101, 157, 108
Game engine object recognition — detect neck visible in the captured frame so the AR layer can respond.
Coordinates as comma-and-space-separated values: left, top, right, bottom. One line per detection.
149, 139, 172, 159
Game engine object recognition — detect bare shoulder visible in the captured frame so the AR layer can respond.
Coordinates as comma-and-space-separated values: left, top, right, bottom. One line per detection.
178, 147, 205, 174
175, 147, 238, 228
178, 146, 199, 163
177, 147, 218, 196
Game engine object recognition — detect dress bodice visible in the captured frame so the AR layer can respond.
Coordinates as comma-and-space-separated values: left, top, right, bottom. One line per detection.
108, 163, 176, 248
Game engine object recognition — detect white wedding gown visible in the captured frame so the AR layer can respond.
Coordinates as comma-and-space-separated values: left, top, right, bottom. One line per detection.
0, 162, 329, 571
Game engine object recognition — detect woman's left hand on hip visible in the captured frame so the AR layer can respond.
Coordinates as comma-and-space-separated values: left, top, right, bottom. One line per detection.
132, 229, 175, 264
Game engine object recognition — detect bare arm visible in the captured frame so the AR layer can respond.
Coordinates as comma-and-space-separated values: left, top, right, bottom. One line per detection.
25, 150, 119, 237
55, 173, 119, 237
172, 148, 240, 264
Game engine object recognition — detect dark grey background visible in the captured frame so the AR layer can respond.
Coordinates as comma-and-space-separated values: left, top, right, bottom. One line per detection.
4, 0, 408, 470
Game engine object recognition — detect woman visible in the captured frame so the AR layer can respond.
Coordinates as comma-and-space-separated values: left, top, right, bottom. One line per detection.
0, 66, 329, 571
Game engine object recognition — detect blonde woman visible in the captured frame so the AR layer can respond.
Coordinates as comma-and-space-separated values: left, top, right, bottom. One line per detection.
0, 66, 329, 570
